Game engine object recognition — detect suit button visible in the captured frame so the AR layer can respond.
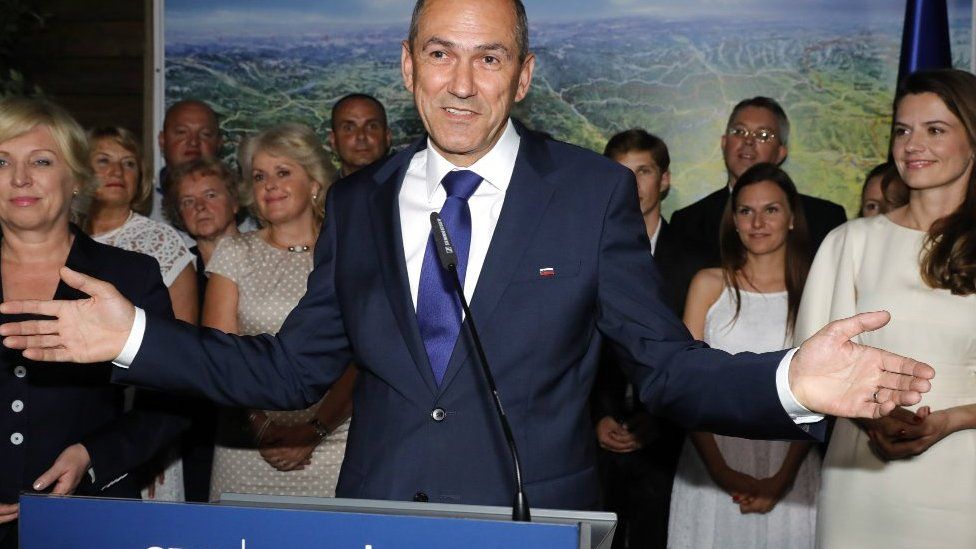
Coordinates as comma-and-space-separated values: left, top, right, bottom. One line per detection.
413, 491, 428, 502
13, 366, 26, 378
11, 400, 23, 413
10, 432, 23, 445
431, 408, 446, 422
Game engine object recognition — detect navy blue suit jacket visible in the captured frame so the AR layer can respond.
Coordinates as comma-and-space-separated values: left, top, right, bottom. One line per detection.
115, 123, 817, 510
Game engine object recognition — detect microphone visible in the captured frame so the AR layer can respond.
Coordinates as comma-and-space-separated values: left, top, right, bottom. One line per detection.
429, 212, 531, 522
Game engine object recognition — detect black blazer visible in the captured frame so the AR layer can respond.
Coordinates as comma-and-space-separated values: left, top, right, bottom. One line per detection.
669, 187, 847, 265
0, 227, 189, 540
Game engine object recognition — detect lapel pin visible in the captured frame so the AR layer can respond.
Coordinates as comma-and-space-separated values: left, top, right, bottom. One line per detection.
539, 267, 556, 278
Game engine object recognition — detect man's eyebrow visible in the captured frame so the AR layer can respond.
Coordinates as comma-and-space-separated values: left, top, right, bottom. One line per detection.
422, 37, 457, 50
476, 43, 513, 59
422, 37, 513, 58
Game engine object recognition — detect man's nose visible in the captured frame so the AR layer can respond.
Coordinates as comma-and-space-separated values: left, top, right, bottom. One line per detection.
448, 61, 476, 99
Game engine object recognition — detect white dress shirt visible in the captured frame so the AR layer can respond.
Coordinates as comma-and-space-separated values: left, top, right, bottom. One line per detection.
400, 119, 520, 308
115, 118, 819, 424
649, 215, 662, 256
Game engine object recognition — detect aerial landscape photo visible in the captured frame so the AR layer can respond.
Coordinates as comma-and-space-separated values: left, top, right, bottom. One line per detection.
164, 0, 973, 215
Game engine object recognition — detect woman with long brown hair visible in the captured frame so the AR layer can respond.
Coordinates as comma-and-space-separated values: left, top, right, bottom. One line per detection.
797, 68, 976, 547
669, 163, 820, 548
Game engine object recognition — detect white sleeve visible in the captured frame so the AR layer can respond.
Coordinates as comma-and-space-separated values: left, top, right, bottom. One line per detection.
112, 307, 146, 368
775, 348, 824, 424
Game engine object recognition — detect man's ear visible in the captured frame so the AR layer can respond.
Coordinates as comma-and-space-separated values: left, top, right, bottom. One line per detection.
327, 130, 337, 152
660, 170, 671, 195
775, 144, 788, 166
513, 53, 536, 102
401, 41, 415, 93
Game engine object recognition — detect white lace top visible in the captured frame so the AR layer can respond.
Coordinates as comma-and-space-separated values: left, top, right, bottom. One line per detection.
93, 212, 195, 286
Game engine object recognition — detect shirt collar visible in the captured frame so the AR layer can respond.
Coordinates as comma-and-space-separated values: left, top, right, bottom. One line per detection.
649, 214, 663, 255
424, 119, 520, 199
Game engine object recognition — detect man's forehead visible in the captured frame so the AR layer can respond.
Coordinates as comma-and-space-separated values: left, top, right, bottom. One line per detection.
730, 107, 779, 130
337, 99, 384, 120
414, 0, 518, 51
166, 104, 218, 129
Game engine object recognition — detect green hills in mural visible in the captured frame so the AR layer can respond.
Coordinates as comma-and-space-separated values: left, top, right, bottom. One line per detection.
166, 14, 971, 215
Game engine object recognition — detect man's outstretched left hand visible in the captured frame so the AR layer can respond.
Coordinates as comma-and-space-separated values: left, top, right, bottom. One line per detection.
789, 311, 934, 419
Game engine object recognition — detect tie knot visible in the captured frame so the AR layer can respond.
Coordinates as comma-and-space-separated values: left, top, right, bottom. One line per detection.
441, 170, 482, 201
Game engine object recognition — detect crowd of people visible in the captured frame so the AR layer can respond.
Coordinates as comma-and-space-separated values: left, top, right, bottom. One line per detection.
0, 0, 971, 547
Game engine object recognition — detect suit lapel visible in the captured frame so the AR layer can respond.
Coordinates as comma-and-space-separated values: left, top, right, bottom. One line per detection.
437, 125, 558, 393
368, 139, 439, 395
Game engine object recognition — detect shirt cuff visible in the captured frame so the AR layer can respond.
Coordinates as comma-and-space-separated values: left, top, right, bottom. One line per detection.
776, 348, 824, 425
112, 307, 146, 368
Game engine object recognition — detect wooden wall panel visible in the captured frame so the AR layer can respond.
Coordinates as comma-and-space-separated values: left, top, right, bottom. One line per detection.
15, 0, 147, 137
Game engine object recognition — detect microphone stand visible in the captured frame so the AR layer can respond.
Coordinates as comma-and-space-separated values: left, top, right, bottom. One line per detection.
429, 213, 531, 522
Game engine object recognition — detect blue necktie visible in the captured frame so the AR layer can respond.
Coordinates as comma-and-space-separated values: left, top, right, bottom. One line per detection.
416, 169, 483, 385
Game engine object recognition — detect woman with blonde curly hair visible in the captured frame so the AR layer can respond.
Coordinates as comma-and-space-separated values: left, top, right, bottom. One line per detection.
204, 123, 356, 500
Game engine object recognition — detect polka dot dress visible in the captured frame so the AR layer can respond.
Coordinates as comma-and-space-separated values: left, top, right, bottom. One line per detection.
206, 231, 349, 501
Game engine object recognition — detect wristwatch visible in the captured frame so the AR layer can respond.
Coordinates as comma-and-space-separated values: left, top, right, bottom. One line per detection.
310, 418, 331, 439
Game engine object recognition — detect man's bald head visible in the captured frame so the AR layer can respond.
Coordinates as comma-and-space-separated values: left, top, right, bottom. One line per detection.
407, 0, 530, 61
159, 99, 222, 169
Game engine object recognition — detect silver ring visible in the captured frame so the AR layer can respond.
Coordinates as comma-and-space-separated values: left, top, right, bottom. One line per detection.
872, 390, 880, 403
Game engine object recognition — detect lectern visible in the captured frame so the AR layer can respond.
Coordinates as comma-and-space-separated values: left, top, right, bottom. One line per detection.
19, 493, 615, 548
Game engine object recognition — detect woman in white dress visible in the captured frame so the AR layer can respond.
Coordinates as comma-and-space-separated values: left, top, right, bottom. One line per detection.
86, 126, 197, 501
669, 163, 819, 548
797, 69, 976, 548
204, 123, 356, 500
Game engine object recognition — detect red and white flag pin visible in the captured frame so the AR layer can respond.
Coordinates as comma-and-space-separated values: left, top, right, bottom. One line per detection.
539, 267, 556, 278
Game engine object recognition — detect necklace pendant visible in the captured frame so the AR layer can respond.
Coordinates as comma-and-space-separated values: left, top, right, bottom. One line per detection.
287, 245, 311, 253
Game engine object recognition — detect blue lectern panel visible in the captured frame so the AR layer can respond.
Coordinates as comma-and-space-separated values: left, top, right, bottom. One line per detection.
19, 494, 578, 548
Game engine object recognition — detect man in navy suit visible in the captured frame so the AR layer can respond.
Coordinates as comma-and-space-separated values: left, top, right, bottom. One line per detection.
0, 0, 932, 511
670, 97, 847, 265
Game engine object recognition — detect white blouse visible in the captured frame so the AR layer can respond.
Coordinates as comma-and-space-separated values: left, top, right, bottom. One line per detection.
93, 212, 195, 286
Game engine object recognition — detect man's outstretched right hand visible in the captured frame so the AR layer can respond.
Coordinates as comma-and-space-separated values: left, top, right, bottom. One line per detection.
0, 266, 135, 363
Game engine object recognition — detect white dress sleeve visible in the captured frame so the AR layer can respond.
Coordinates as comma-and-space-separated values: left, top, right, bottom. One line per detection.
794, 220, 862, 345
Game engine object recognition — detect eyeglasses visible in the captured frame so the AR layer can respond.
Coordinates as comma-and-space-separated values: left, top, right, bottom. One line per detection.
726, 126, 777, 143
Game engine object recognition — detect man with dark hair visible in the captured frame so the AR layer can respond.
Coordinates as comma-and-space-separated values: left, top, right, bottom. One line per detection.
670, 97, 847, 264
328, 94, 393, 177
593, 129, 704, 548
0, 0, 932, 515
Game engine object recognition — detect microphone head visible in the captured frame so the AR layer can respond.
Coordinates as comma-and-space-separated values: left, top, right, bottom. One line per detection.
429, 212, 459, 270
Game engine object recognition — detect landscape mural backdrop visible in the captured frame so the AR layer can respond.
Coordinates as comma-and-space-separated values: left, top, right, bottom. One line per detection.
162, 0, 973, 215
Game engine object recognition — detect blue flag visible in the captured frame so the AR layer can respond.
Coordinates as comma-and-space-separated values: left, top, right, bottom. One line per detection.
898, 0, 953, 84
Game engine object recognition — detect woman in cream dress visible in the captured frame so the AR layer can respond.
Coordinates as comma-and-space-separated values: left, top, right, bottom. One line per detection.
796, 69, 976, 548
204, 123, 356, 500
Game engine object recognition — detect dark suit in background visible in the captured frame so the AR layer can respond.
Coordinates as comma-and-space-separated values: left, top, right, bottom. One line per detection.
591, 219, 707, 548
180, 246, 216, 503
114, 124, 817, 510
670, 187, 847, 265
0, 228, 189, 547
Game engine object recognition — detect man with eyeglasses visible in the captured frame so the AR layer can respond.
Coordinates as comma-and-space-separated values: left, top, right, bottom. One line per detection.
670, 96, 847, 264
